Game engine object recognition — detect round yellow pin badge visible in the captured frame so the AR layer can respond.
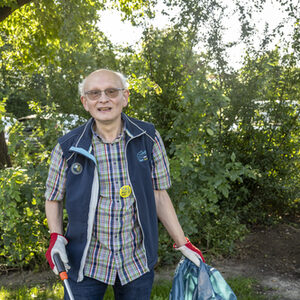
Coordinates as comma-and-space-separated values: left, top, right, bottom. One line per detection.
119, 185, 132, 198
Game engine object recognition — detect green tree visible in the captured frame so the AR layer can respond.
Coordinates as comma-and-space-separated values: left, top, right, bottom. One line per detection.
0, 0, 31, 22
222, 49, 300, 223
123, 27, 197, 144
0, 0, 155, 167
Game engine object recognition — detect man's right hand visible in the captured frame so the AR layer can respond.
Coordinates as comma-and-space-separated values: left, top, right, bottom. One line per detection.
45, 233, 69, 275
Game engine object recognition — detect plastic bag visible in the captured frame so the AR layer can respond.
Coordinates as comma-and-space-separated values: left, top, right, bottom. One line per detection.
169, 258, 237, 300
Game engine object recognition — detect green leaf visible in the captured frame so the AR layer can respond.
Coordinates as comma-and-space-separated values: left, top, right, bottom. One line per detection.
231, 152, 236, 162
206, 128, 214, 136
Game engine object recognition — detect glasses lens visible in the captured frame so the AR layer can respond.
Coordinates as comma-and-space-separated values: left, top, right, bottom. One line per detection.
105, 88, 120, 98
86, 90, 101, 100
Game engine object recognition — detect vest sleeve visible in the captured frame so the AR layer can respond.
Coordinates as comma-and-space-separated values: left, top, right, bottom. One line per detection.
151, 130, 171, 190
45, 143, 68, 201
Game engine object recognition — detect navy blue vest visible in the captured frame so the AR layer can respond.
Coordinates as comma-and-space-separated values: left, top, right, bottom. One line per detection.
58, 113, 158, 282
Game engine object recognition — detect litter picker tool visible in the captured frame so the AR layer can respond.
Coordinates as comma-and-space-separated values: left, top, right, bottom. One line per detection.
53, 253, 75, 300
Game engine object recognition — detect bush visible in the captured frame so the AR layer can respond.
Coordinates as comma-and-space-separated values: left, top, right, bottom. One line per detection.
0, 102, 83, 270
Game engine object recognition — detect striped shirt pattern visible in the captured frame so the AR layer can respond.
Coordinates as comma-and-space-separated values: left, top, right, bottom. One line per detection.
45, 123, 171, 285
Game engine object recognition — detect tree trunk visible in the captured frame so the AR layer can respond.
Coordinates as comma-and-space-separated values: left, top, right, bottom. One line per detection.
0, 131, 11, 169
0, 0, 32, 22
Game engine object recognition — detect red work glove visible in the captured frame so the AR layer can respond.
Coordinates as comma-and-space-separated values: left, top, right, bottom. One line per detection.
174, 237, 205, 267
45, 233, 69, 275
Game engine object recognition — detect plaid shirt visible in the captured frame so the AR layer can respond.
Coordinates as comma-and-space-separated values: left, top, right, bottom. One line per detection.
45, 123, 171, 285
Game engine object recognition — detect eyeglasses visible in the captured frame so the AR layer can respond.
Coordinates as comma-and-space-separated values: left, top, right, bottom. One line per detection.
84, 88, 125, 101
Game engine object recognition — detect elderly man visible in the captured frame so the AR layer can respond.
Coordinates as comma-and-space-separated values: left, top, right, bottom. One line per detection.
45, 69, 204, 300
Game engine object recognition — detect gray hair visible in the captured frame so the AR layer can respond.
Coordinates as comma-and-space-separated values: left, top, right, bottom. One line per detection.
78, 69, 128, 97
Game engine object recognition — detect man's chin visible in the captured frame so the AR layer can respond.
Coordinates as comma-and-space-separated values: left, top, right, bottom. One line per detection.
93, 114, 121, 125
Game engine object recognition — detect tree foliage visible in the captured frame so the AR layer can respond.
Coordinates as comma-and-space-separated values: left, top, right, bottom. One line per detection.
0, 0, 32, 22
0, 103, 72, 268
0, 0, 155, 166
223, 49, 300, 223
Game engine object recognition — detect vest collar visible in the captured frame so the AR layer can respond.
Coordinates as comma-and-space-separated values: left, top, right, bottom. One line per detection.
73, 118, 94, 152
75, 113, 146, 151
122, 112, 146, 138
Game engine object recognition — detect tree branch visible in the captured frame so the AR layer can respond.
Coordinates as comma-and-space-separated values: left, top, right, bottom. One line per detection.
0, 0, 32, 23
0, 131, 12, 169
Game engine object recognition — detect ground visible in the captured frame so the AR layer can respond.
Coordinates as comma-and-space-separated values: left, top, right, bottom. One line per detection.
1, 217, 300, 299
156, 216, 300, 300
213, 220, 300, 300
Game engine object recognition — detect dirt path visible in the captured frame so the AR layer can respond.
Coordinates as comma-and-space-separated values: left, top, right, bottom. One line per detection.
212, 259, 300, 300
213, 221, 300, 300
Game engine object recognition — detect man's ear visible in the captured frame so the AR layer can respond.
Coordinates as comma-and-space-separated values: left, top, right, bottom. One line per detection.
81, 96, 89, 112
122, 90, 130, 108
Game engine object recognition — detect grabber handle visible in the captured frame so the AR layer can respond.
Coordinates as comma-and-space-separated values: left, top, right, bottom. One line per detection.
53, 253, 75, 300
53, 253, 68, 280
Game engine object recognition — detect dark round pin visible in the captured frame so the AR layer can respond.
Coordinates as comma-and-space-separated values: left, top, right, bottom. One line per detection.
71, 162, 83, 175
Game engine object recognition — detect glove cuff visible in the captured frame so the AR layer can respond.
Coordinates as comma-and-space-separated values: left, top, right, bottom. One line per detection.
50, 232, 68, 243
46, 233, 68, 272
173, 237, 189, 249
173, 237, 205, 263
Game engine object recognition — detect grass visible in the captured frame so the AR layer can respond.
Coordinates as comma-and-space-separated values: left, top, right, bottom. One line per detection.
227, 277, 279, 300
0, 277, 278, 299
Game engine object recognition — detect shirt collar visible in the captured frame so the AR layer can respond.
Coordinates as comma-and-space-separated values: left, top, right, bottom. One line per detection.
91, 118, 126, 144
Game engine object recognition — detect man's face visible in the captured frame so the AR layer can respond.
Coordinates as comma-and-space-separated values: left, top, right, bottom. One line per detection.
81, 70, 129, 125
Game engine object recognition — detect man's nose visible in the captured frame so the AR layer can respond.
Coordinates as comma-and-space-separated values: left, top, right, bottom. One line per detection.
98, 91, 109, 101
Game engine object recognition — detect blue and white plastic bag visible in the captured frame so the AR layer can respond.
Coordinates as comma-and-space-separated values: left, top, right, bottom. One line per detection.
169, 258, 237, 300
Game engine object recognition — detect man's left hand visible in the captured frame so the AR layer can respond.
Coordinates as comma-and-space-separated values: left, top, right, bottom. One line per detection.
174, 238, 205, 267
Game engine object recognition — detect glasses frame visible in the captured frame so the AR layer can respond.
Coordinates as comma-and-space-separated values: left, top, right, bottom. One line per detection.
84, 88, 125, 101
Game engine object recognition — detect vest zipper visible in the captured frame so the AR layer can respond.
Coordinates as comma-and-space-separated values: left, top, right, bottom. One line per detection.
124, 132, 149, 270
